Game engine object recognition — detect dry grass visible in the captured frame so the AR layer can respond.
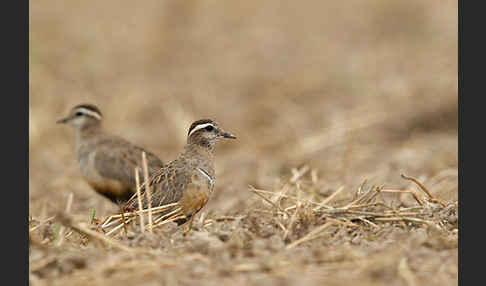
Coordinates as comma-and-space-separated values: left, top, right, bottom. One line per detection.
29, 1, 457, 285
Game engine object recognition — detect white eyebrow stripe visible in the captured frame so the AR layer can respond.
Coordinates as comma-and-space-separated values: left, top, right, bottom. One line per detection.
76, 108, 102, 120
196, 167, 214, 186
188, 123, 215, 137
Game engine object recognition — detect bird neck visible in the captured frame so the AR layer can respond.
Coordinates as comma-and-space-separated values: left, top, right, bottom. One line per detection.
76, 123, 104, 145
184, 142, 214, 157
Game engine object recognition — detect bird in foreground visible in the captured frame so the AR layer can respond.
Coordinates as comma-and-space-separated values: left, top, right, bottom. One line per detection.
124, 119, 236, 231
57, 104, 164, 204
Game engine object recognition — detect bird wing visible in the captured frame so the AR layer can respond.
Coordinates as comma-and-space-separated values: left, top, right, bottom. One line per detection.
93, 137, 164, 187
126, 158, 191, 210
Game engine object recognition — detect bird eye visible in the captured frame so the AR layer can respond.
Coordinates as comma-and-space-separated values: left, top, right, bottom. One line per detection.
75, 112, 83, 116
205, 125, 214, 131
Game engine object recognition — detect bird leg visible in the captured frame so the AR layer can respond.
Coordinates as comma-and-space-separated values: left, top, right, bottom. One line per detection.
181, 215, 195, 234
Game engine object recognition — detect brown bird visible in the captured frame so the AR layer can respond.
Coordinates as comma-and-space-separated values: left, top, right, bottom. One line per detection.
125, 119, 236, 231
57, 104, 164, 204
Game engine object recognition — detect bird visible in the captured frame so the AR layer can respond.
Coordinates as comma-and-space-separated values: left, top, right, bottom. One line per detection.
124, 118, 236, 231
57, 103, 164, 204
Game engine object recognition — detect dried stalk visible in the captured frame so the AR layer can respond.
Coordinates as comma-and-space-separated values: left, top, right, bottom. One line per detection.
142, 152, 153, 233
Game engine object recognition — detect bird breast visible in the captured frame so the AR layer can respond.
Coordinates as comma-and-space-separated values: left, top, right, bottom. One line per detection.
196, 167, 215, 191
78, 150, 127, 197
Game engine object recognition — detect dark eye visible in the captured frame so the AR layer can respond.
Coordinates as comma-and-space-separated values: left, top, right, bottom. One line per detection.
205, 125, 214, 131
75, 112, 83, 117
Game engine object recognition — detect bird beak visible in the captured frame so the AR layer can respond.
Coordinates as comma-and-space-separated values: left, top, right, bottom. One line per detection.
56, 117, 69, 124
221, 131, 236, 139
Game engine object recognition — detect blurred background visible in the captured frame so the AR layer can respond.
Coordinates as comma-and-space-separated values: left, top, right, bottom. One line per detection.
29, 0, 457, 217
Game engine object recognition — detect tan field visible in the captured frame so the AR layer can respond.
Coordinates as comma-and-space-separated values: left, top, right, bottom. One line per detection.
29, 1, 458, 285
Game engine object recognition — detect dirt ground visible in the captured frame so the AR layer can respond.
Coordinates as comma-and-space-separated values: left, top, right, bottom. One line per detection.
29, 1, 458, 285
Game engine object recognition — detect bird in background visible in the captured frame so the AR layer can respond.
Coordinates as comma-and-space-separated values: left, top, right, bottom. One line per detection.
57, 103, 164, 204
